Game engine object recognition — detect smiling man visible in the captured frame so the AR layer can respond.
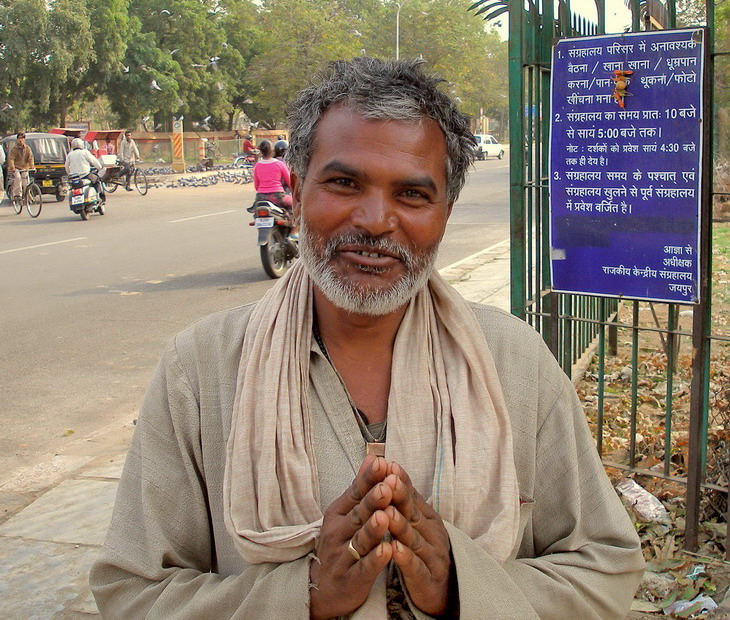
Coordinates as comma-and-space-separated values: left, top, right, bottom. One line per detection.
91, 58, 643, 618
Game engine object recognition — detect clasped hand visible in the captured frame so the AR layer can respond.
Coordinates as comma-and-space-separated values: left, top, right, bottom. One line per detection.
309, 454, 453, 619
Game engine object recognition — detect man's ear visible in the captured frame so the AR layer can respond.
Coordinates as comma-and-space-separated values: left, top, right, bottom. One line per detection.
291, 173, 302, 221
446, 201, 454, 220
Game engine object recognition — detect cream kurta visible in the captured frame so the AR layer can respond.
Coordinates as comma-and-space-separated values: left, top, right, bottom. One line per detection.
90, 302, 644, 619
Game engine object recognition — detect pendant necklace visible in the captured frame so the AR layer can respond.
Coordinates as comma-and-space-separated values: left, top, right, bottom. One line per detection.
312, 320, 386, 457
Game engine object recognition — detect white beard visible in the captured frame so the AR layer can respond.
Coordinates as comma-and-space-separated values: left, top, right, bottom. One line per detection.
298, 219, 437, 316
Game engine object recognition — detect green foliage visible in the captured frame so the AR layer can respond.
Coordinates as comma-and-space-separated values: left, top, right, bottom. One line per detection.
0, 0, 510, 133
107, 16, 183, 127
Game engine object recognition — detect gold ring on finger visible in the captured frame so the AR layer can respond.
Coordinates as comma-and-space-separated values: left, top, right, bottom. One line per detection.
347, 538, 361, 561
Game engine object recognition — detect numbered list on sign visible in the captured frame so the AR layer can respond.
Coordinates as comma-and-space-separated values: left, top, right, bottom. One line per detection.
549, 29, 704, 304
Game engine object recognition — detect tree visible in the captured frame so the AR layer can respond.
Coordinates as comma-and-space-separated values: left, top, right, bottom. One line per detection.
43, 0, 96, 127
218, 0, 265, 130
127, 0, 232, 130
394, 0, 508, 122
0, 0, 50, 131
85, 0, 132, 89
107, 16, 183, 128
246, 0, 370, 126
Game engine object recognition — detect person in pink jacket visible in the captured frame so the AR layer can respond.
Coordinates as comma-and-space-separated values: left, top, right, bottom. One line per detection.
251, 139, 291, 211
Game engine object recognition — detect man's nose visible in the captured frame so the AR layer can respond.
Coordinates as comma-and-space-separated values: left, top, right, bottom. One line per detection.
350, 190, 398, 236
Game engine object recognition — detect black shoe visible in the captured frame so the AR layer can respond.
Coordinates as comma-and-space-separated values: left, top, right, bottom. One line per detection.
125, 186, 133, 192
246, 205, 255, 213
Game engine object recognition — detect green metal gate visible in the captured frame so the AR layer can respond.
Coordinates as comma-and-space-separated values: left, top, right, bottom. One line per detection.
469, 0, 729, 558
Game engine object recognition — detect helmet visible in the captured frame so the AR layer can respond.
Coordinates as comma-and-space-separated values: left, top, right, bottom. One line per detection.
71, 138, 84, 149
274, 139, 288, 158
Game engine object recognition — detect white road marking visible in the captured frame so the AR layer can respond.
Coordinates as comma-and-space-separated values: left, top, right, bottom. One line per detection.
0, 237, 88, 255
439, 238, 509, 272
169, 210, 237, 223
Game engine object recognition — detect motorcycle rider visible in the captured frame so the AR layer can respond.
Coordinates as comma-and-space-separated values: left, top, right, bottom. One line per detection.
7, 132, 35, 200
65, 138, 106, 205
118, 130, 140, 191
253, 139, 298, 244
250, 139, 291, 208
273, 139, 288, 161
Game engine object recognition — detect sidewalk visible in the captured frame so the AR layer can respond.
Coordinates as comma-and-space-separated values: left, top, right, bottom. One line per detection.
0, 242, 511, 619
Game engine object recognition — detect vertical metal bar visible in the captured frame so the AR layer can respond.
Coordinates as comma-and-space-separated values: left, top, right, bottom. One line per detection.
664, 304, 676, 477
526, 66, 535, 315
563, 296, 573, 376
685, 27, 713, 552
509, 0, 526, 319
629, 301, 640, 468
608, 304, 619, 356
597, 299, 606, 455
548, 292, 560, 360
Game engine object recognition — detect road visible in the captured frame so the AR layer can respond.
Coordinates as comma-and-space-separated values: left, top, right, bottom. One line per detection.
0, 158, 510, 486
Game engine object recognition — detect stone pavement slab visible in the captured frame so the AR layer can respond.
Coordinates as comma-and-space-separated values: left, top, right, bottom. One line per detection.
0, 536, 100, 619
0, 479, 118, 546
77, 454, 126, 480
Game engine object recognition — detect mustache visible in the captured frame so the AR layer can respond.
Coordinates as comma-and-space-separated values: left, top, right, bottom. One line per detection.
322, 233, 415, 268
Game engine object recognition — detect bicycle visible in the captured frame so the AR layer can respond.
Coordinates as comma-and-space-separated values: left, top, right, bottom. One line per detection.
6, 169, 43, 218
103, 162, 148, 196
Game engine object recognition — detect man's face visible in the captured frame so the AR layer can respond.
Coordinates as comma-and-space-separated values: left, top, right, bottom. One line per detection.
124, 133, 131, 142
16, 135, 25, 147
292, 106, 452, 316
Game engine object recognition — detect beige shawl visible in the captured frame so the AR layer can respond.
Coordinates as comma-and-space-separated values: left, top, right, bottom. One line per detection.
223, 261, 519, 566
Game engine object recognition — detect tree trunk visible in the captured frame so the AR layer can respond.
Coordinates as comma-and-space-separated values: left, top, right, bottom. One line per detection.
59, 86, 67, 128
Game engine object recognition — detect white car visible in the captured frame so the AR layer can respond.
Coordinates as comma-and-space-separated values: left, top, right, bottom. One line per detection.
474, 134, 505, 160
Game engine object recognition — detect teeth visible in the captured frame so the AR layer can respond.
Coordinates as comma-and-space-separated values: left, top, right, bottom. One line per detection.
357, 251, 382, 258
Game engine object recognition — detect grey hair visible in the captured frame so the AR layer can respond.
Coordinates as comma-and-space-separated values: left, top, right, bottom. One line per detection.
286, 57, 476, 204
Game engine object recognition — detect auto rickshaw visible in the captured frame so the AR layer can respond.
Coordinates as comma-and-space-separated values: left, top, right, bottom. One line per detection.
2, 132, 70, 201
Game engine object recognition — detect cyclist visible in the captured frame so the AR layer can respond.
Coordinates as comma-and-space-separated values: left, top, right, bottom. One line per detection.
65, 138, 106, 205
118, 130, 140, 191
7, 132, 34, 200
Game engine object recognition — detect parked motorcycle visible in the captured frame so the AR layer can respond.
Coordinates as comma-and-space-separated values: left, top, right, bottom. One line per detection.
249, 200, 298, 278
67, 172, 104, 220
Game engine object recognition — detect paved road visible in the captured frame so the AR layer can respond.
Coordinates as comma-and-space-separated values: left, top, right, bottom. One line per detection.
0, 159, 509, 487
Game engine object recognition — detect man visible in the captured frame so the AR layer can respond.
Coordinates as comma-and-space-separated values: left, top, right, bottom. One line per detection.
7, 132, 34, 200
118, 130, 140, 191
65, 138, 106, 205
242, 133, 260, 162
91, 58, 644, 617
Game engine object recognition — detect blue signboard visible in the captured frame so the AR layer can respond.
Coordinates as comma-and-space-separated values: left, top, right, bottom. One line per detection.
549, 29, 705, 304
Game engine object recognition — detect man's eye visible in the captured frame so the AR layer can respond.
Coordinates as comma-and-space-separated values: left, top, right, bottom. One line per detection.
329, 177, 356, 188
401, 189, 428, 200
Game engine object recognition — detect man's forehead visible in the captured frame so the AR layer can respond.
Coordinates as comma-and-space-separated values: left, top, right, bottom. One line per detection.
312, 106, 445, 153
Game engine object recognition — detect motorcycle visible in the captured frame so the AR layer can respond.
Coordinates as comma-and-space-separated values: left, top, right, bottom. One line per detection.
67, 171, 104, 221
233, 150, 259, 168
249, 200, 298, 278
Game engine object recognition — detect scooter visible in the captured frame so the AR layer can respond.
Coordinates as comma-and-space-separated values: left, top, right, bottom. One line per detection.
249, 200, 298, 278
68, 172, 105, 221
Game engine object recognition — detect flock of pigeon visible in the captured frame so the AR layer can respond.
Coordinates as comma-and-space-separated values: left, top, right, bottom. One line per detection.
144, 164, 254, 190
